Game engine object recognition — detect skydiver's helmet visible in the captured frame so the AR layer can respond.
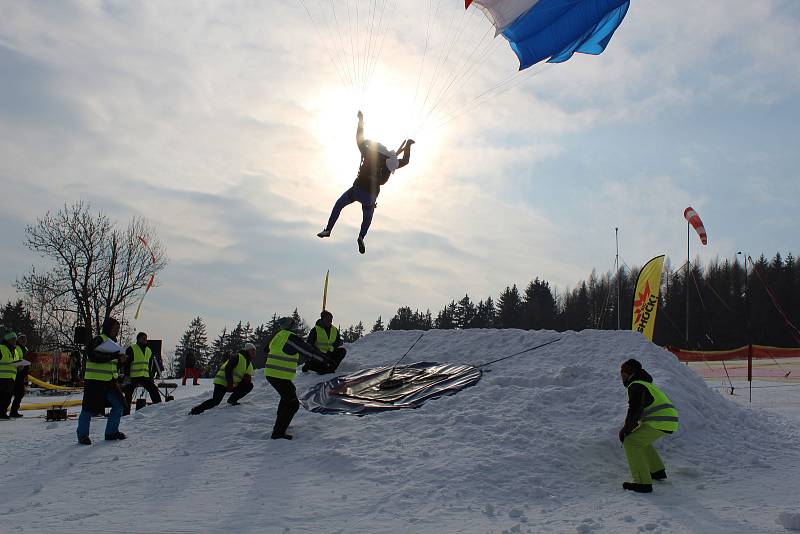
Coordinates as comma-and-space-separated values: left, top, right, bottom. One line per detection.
277, 316, 295, 330
365, 140, 399, 174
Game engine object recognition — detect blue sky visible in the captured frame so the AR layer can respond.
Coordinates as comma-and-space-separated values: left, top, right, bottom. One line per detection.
1, 1, 798, 351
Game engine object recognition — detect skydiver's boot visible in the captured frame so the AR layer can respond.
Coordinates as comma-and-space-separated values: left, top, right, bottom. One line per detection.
651, 469, 667, 481
271, 432, 293, 440
317, 229, 331, 238
357, 237, 365, 254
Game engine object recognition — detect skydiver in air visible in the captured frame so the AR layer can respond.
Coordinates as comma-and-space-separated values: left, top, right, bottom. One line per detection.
317, 111, 414, 254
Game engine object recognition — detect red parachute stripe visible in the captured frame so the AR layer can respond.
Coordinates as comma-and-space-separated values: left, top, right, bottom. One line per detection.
465, 0, 473, 7
683, 207, 707, 245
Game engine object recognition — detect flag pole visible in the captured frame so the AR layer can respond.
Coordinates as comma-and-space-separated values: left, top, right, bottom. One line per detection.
615, 227, 620, 330
322, 270, 330, 311
686, 222, 690, 347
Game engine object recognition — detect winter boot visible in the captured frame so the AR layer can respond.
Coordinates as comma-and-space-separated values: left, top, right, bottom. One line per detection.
317, 229, 331, 238
622, 482, 653, 493
357, 237, 365, 254
104, 432, 127, 441
189, 407, 203, 415
227, 400, 240, 406
78, 436, 92, 445
651, 469, 667, 481
0, 413, 10, 420
271, 432, 293, 440
10, 411, 23, 418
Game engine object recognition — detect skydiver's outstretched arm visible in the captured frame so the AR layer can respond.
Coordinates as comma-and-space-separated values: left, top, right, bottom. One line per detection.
397, 139, 415, 169
356, 111, 366, 154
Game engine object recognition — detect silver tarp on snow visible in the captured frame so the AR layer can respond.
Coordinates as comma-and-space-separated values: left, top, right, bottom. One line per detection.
300, 361, 482, 415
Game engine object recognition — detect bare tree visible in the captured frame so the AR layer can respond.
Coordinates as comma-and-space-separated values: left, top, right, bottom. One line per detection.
16, 201, 167, 346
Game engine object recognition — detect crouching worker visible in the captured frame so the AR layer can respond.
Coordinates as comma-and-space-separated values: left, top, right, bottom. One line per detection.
264, 317, 328, 440
77, 318, 129, 445
304, 310, 347, 374
619, 358, 679, 493
190, 344, 255, 415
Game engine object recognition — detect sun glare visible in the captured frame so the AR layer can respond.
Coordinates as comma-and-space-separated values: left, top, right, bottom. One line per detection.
308, 67, 444, 196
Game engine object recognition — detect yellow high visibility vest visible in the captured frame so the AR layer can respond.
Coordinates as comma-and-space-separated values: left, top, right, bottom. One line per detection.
84, 334, 117, 382
0, 344, 17, 380
130, 344, 153, 378
629, 380, 679, 432
264, 330, 298, 381
214, 353, 254, 386
313, 325, 338, 354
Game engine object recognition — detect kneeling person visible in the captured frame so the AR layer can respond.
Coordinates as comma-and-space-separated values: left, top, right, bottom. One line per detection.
304, 310, 347, 374
190, 344, 255, 415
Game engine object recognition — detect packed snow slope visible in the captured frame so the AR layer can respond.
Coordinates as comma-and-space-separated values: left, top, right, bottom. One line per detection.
2, 329, 800, 534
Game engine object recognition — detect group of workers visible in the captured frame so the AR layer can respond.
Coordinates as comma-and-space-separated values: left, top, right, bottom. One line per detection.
74, 309, 345, 444
0, 332, 30, 419
3, 315, 678, 493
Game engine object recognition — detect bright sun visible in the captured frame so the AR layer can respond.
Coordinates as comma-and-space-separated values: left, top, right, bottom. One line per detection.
309, 67, 444, 195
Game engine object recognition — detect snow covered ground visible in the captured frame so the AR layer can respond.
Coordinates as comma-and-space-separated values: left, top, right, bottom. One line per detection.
2, 329, 799, 533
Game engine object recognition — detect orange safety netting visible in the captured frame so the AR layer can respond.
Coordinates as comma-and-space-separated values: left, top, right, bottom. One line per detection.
667, 345, 800, 362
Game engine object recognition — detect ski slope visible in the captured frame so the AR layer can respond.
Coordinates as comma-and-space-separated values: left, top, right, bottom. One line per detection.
2, 329, 799, 533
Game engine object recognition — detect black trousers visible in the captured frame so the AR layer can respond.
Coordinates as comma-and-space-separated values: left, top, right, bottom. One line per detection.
9, 369, 27, 414
192, 381, 253, 414
303, 347, 347, 374
266, 377, 299, 436
0, 378, 13, 415
124, 377, 163, 415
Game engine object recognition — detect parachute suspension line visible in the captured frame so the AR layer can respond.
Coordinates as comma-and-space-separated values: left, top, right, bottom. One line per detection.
359, 0, 377, 99
298, 0, 350, 88
430, 62, 549, 131
407, 0, 446, 136
415, 19, 497, 133
476, 338, 562, 369
362, 0, 396, 100
414, 0, 469, 132
386, 332, 425, 380
345, 0, 359, 90
328, 0, 356, 87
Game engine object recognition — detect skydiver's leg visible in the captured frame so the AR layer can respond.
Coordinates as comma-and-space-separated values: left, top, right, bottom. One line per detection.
358, 202, 375, 240
320, 188, 356, 236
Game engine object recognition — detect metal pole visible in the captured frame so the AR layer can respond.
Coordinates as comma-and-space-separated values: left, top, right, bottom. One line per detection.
615, 227, 620, 330
686, 223, 690, 347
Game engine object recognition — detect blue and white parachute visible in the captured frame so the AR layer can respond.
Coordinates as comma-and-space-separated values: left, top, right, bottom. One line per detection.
466, 0, 630, 70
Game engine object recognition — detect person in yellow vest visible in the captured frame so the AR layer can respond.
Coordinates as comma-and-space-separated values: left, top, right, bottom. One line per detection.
265, 317, 327, 440
189, 344, 255, 415
0, 332, 19, 420
122, 332, 163, 415
76, 318, 129, 445
8, 333, 30, 418
619, 358, 679, 493
304, 310, 347, 374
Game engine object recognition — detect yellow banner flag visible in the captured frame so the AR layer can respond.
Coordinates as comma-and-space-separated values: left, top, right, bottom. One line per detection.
631, 255, 665, 341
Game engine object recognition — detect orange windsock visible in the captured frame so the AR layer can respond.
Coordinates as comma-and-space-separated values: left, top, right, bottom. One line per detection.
683, 207, 707, 245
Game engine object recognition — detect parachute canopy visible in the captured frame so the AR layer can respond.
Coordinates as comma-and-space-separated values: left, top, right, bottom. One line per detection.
300, 361, 482, 416
466, 0, 631, 70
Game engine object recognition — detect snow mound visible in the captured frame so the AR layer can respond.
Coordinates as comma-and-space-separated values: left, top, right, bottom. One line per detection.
334, 329, 794, 501
1, 329, 797, 533
780, 512, 800, 531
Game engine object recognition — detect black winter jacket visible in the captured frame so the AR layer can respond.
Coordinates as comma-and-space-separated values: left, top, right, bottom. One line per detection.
622, 369, 655, 434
